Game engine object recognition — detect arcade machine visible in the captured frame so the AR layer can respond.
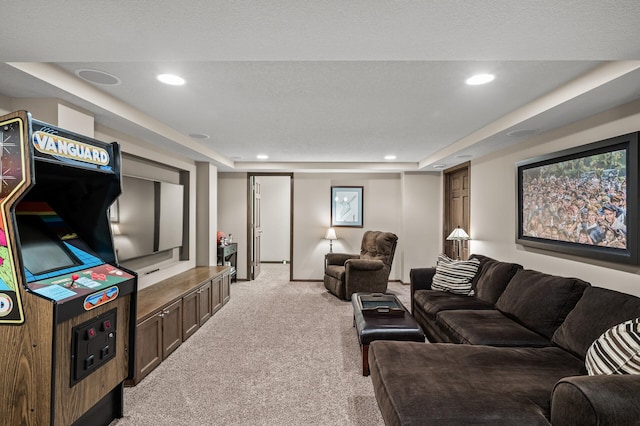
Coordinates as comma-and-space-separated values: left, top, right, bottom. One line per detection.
0, 111, 137, 425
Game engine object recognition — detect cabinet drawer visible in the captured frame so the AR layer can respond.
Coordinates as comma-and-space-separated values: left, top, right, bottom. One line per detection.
219, 244, 237, 257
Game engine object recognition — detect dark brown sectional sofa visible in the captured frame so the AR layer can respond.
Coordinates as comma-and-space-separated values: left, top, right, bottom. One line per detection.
369, 254, 640, 425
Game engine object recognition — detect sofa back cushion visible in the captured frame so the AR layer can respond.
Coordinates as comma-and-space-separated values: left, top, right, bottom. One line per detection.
360, 230, 398, 268
552, 287, 640, 360
470, 255, 523, 305
495, 269, 589, 339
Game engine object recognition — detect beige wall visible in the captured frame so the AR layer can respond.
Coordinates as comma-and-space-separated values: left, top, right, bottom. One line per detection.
471, 98, 640, 297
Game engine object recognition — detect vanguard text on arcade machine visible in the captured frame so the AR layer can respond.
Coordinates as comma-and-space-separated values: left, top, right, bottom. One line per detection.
0, 111, 137, 426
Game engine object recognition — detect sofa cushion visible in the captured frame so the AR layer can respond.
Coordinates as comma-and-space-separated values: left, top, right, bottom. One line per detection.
437, 310, 553, 347
431, 254, 480, 295
472, 257, 523, 305
413, 290, 494, 321
586, 318, 640, 375
495, 269, 589, 339
369, 341, 584, 426
552, 287, 640, 360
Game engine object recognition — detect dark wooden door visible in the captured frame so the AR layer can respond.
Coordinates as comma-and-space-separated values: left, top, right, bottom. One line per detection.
444, 162, 470, 260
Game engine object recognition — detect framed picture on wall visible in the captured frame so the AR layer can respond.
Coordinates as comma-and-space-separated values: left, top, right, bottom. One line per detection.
331, 186, 363, 227
516, 132, 638, 265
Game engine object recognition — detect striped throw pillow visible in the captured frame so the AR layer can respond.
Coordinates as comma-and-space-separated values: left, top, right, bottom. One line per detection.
431, 254, 480, 296
585, 318, 640, 375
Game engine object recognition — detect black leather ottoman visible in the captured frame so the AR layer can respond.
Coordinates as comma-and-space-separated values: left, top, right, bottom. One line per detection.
352, 292, 425, 376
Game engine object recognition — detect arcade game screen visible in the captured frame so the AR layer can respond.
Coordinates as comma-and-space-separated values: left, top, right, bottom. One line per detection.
15, 203, 134, 309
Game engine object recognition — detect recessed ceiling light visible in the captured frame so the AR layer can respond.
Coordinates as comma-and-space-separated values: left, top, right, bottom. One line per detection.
189, 133, 210, 140
157, 74, 185, 86
384, 155, 396, 160
256, 154, 269, 160
75, 68, 121, 86
432, 164, 446, 169
466, 73, 495, 86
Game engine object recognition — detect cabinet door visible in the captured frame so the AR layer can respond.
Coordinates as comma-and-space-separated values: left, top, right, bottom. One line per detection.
222, 273, 231, 305
198, 281, 212, 325
135, 313, 163, 384
211, 276, 223, 314
182, 290, 199, 341
162, 299, 183, 358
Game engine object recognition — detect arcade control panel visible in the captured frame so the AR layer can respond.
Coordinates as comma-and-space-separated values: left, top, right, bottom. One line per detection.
71, 308, 117, 385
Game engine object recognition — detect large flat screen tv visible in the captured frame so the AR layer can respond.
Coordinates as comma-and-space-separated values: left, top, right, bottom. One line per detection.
114, 176, 184, 261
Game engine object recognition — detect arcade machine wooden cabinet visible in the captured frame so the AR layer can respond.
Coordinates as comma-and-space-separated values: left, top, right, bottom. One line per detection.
0, 111, 137, 425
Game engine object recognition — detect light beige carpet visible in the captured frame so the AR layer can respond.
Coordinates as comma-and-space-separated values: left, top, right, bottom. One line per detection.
112, 264, 410, 426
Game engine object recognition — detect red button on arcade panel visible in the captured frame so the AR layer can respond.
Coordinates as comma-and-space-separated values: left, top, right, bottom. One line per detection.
102, 320, 111, 331
85, 327, 96, 340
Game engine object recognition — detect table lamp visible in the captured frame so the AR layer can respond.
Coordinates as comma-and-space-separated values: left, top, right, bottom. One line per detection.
324, 228, 337, 253
446, 226, 471, 260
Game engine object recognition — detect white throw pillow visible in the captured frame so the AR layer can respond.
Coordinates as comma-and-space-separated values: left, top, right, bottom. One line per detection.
585, 318, 640, 375
431, 254, 480, 296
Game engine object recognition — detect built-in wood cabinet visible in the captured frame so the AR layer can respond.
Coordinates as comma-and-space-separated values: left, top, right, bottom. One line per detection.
182, 289, 199, 340
162, 299, 183, 358
212, 275, 223, 314
127, 266, 231, 386
198, 281, 213, 325
222, 272, 231, 304
136, 313, 162, 381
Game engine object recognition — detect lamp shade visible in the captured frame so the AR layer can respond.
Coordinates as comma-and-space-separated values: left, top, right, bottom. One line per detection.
446, 226, 470, 240
324, 228, 337, 240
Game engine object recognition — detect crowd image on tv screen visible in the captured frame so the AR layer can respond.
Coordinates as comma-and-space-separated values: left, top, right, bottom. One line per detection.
522, 165, 627, 249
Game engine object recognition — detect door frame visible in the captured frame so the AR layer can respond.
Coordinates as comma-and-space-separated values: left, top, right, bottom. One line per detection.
443, 162, 471, 259
247, 172, 294, 281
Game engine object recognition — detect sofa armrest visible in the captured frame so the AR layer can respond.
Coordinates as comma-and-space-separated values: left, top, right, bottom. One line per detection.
410, 268, 435, 291
326, 253, 359, 266
410, 267, 436, 314
345, 258, 384, 271
551, 375, 640, 426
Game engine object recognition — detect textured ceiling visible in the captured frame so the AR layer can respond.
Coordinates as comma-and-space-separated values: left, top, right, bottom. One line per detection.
1, 1, 640, 172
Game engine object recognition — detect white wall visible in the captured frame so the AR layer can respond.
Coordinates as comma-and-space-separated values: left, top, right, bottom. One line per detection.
196, 162, 218, 266
471, 98, 640, 297
401, 172, 442, 278
260, 176, 291, 262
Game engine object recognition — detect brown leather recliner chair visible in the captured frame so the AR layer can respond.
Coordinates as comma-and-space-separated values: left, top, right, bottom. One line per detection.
324, 230, 398, 300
